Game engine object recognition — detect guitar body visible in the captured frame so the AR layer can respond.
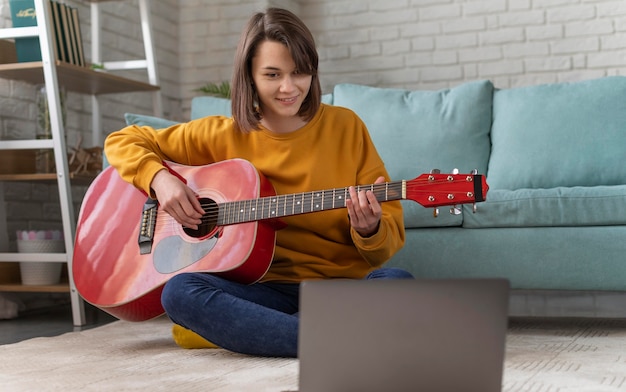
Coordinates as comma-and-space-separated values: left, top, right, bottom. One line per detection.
73, 159, 278, 321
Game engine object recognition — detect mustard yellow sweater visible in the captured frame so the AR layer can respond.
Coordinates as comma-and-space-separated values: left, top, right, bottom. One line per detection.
104, 104, 405, 282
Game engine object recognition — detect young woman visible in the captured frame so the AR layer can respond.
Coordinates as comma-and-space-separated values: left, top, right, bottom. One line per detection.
104, 8, 411, 358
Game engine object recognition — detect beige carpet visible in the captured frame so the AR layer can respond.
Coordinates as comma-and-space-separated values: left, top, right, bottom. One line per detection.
1, 316, 626, 391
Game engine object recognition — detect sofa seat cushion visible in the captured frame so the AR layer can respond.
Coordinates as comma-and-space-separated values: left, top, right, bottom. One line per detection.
463, 185, 626, 228
332, 80, 494, 228
488, 76, 626, 190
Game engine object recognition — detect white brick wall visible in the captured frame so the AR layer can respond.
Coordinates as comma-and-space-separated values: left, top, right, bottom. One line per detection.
2, 0, 626, 234
302, 0, 626, 91
4, 0, 624, 138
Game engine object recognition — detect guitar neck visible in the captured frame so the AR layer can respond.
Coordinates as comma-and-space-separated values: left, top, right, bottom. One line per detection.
217, 181, 405, 225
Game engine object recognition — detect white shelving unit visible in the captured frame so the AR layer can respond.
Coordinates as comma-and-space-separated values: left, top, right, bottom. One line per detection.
0, 0, 160, 326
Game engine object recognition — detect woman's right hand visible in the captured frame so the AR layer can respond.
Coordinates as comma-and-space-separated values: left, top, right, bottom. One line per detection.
150, 169, 205, 230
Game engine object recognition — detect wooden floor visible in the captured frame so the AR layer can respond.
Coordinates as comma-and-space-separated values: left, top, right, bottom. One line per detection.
0, 300, 116, 345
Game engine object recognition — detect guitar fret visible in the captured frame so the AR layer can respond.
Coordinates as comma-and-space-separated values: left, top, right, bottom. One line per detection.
275, 196, 281, 217
228, 201, 234, 224
270, 197, 277, 217
223, 201, 230, 224
237, 200, 243, 223
244, 200, 249, 221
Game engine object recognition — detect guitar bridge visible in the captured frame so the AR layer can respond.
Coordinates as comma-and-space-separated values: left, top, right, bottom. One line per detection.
138, 197, 158, 255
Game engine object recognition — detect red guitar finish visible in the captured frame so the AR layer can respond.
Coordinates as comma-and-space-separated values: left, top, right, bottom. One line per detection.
73, 158, 488, 321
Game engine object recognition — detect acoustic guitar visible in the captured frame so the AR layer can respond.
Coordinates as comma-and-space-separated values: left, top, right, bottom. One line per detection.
73, 158, 488, 321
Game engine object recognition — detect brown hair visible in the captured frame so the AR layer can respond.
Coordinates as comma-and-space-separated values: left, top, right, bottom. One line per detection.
231, 8, 321, 133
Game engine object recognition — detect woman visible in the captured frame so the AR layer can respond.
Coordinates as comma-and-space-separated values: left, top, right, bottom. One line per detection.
104, 8, 411, 358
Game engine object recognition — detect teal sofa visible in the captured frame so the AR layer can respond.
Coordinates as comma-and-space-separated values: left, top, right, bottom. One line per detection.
124, 76, 626, 317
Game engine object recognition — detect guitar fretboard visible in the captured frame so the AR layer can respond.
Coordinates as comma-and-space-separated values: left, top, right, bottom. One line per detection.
217, 181, 405, 225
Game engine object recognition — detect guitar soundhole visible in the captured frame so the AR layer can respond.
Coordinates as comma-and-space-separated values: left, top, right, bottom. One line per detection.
183, 197, 218, 238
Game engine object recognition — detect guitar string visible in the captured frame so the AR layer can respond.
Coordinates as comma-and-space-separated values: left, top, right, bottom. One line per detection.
194, 178, 474, 206
149, 178, 478, 224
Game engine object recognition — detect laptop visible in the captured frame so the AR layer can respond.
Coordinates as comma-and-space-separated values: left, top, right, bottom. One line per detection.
295, 278, 510, 392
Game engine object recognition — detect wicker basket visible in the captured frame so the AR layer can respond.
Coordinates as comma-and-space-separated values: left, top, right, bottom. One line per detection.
17, 239, 65, 285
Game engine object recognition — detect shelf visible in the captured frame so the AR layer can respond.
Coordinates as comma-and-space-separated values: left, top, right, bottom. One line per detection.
0, 262, 70, 293
0, 61, 159, 95
0, 172, 96, 184
0, 253, 66, 263
0, 282, 70, 293
0, 148, 100, 184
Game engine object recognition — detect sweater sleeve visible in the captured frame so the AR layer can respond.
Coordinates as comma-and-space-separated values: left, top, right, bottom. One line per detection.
350, 199, 405, 267
104, 117, 230, 196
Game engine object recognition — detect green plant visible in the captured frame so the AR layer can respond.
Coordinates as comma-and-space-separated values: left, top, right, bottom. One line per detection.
195, 81, 231, 98
90, 63, 105, 71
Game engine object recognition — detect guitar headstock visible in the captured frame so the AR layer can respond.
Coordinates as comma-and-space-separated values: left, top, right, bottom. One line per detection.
405, 169, 489, 216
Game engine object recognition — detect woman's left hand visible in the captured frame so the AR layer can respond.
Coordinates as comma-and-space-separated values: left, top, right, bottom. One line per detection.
346, 176, 385, 237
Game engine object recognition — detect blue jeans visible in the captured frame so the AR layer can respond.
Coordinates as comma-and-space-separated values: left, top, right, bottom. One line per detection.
161, 267, 414, 357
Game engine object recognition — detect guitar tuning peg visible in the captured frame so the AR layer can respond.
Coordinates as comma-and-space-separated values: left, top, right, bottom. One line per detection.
451, 168, 459, 175
449, 206, 462, 215
473, 203, 477, 213
471, 169, 478, 175
433, 208, 439, 218
430, 169, 441, 174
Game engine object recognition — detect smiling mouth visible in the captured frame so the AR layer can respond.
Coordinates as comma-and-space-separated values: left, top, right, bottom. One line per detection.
277, 97, 298, 103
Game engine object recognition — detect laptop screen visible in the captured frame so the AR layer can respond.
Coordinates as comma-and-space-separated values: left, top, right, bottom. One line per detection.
297, 278, 510, 392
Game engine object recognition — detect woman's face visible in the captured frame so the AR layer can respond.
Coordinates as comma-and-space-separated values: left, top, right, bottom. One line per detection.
251, 40, 312, 132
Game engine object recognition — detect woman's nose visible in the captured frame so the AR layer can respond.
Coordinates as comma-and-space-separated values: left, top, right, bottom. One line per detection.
280, 75, 295, 92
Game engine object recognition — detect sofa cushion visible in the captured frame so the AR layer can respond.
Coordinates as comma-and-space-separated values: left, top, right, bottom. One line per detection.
191, 96, 232, 119
124, 113, 179, 128
488, 76, 626, 190
463, 185, 626, 228
332, 80, 494, 228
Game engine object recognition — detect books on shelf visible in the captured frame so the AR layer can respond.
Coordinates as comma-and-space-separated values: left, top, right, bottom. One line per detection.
8, 0, 85, 67
8, 0, 40, 62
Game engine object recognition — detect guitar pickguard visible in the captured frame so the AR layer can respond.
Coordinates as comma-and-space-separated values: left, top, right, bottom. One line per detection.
153, 235, 218, 274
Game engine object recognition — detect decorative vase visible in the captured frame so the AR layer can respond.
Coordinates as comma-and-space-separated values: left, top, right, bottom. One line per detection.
16, 230, 65, 286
